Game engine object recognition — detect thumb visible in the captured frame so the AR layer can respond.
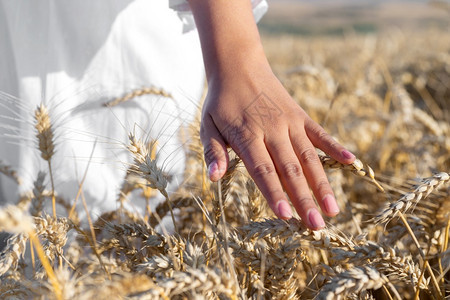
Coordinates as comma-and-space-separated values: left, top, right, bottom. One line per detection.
200, 115, 229, 182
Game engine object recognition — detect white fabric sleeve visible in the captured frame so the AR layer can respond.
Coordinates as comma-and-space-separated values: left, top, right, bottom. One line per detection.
169, 0, 268, 32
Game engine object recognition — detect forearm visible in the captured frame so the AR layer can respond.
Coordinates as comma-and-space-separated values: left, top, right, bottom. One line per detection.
188, 0, 270, 84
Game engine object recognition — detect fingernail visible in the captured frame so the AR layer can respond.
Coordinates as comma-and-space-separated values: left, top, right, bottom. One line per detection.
277, 201, 292, 219
322, 194, 340, 215
207, 161, 218, 180
341, 150, 355, 160
307, 208, 325, 229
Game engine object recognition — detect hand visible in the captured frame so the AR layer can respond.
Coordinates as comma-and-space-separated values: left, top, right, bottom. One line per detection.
188, 0, 355, 229
200, 61, 355, 229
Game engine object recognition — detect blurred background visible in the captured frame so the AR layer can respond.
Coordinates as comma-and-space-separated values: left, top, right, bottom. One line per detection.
258, 0, 449, 36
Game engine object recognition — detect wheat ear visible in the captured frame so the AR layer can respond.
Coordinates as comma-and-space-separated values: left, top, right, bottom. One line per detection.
213, 157, 240, 225
127, 134, 178, 233
34, 104, 56, 217
0, 233, 28, 277
316, 265, 388, 300
104, 86, 172, 107
319, 154, 384, 191
374, 172, 449, 224
30, 172, 46, 217
0, 205, 61, 299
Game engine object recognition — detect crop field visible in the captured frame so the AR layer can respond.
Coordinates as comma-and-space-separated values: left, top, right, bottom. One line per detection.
0, 2, 449, 299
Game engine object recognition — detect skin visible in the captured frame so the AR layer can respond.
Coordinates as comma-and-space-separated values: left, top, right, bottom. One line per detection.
188, 0, 356, 230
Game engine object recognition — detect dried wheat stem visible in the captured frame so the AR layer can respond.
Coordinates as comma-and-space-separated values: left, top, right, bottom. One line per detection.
319, 154, 384, 191
414, 260, 428, 300
28, 230, 62, 300
104, 86, 172, 107
163, 192, 179, 234
398, 211, 443, 298
47, 162, 56, 218
216, 180, 240, 290
374, 172, 450, 224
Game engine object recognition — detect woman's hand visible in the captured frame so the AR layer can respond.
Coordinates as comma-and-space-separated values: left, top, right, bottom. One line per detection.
189, 0, 355, 229
201, 60, 355, 229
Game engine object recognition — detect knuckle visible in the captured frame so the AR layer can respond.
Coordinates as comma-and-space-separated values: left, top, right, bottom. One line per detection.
317, 130, 330, 141
280, 162, 303, 179
316, 180, 332, 195
318, 131, 340, 149
299, 148, 319, 165
252, 162, 277, 179
295, 196, 314, 208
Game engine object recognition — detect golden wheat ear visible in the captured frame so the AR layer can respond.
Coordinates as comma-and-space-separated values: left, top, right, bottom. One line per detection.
374, 172, 450, 224
103, 86, 172, 107
34, 104, 57, 218
34, 104, 55, 162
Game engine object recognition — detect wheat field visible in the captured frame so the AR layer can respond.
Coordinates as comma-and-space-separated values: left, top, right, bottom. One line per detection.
0, 14, 449, 300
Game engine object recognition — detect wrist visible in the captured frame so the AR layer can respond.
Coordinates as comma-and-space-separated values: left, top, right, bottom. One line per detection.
206, 45, 270, 84
188, 0, 270, 84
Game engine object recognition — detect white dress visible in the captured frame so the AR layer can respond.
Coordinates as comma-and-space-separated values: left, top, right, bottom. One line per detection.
0, 0, 267, 217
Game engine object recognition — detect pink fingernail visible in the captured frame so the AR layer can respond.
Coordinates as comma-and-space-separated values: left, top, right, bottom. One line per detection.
208, 161, 218, 180
323, 194, 340, 215
307, 208, 325, 229
277, 201, 292, 219
341, 150, 355, 160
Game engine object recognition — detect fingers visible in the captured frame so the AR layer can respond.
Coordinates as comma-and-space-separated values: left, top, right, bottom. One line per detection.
305, 118, 355, 164
288, 131, 340, 218
236, 139, 293, 220
200, 115, 229, 181
266, 134, 326, 229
